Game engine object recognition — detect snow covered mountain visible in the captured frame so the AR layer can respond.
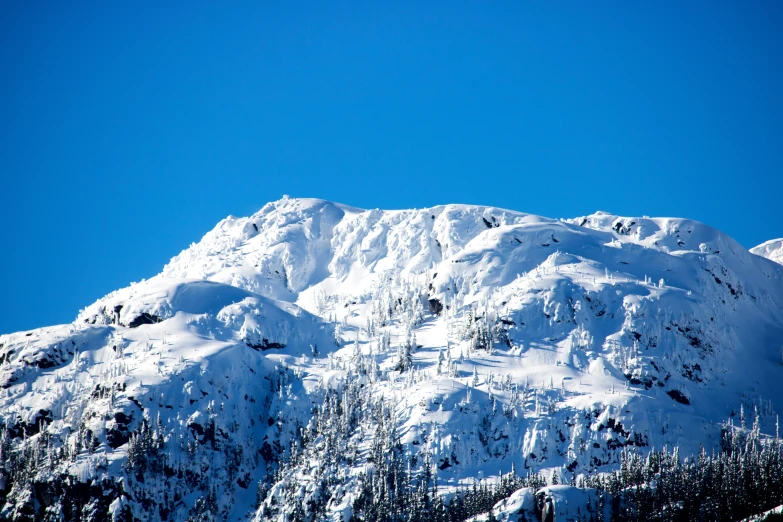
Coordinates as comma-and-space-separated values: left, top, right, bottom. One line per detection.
1, 196, 783, 521
752, 238, 783, 266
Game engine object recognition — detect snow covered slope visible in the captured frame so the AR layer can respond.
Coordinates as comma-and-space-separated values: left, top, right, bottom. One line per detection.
752, 238, 783, 266
1, 196, 782, 521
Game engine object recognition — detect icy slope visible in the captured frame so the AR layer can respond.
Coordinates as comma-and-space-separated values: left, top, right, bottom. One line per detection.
1, 196, 783, 522
752, 238, 783, 266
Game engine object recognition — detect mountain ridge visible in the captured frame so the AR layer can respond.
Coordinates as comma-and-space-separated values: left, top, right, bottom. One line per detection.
751, 238, 783, 266
1, 196, 782, 521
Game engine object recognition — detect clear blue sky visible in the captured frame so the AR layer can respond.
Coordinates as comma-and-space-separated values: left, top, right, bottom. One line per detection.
2, 2, 782, 334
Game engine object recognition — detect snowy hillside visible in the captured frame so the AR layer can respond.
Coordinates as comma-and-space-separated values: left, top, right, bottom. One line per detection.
752, 238, 783, 266
1, 196, 783, 521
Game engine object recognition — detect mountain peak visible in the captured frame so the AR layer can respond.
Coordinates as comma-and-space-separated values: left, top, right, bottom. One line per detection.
2, 198, 783, 521
751, 238, 783, 265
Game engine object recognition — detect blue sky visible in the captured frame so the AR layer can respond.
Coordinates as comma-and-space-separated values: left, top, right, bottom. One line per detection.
1, 2, 782, 334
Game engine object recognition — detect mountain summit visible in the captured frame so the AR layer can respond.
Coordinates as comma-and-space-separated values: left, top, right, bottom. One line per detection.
1, 197, 783, 521
752, 238, 783, 266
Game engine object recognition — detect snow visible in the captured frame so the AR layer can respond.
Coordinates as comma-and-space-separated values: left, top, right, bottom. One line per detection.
2, 196, 783, 521
751, 238, 783, 266
469, 486, 611, 522
741, 504, 783, 522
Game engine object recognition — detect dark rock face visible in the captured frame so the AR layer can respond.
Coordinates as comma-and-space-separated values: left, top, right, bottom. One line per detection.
10, 476, 126, 522
244, 339, 286, 351
0, 340, 77, 384
107, 411, 134, 449
6, 409, 53, 439
667, 389, 691, 405
542, 498, 555, 522
428, 298, 444, 315
113, 305, 123, 324
127, 313, 162, 328
535, 492, 555, 522
612, 219, 636, 235
188, 418, 217, 447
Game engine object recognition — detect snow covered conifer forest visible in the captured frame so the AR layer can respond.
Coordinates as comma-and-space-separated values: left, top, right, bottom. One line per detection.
2, 197, 783, 521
